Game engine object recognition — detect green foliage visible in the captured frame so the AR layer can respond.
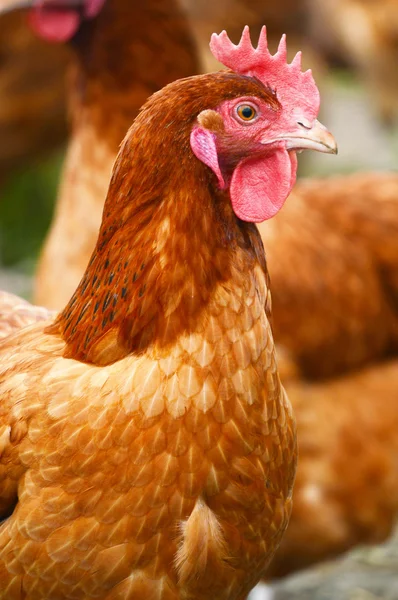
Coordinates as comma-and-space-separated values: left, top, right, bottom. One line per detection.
0, 152, 64, 271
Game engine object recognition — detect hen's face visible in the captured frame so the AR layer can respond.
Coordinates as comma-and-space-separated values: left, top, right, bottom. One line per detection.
190, 92, 336, 224
215, 94, 336, 156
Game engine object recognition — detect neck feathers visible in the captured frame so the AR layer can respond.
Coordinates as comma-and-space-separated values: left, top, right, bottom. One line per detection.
50, 74, 270, 364
51, 159, 258, 365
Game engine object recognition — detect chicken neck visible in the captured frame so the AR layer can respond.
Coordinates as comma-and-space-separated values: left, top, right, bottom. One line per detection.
49, 73, 269, 366
34, 0, 200, 309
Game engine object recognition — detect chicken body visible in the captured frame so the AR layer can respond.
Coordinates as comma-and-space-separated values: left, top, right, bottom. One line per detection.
269, 359, 398, 577
260, 172, 398, 379
34, 0, 200, 309
24, 0, 398, 580
0, 71, 298, 599
0, 290, 293, 599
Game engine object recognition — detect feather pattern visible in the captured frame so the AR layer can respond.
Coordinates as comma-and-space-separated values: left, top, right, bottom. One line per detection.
0, 70, 297, 598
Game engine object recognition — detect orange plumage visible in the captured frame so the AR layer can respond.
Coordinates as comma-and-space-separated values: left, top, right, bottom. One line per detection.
18, 0, 398, 583
14, 0, 398, 584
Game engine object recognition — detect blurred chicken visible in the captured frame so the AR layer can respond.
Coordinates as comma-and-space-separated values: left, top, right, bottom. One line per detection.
0, 290, 54, 339
269, 360, 398, 577
0, 9, 69, 187
259, 172, 398, 379
33, 0, 200, 309
0, 19, 338, 598
309, 0, 398, 124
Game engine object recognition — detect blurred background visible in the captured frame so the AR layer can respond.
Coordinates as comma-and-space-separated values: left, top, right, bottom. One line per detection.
1, 1, 398, 598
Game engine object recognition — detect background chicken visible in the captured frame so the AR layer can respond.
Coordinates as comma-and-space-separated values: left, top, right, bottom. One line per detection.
260, 172, 398, 379
258, 171, 398, 577
0, 22, 337, 598
268, 359, 398, 577
0, 9, 69, 188
33, 0, 200, 309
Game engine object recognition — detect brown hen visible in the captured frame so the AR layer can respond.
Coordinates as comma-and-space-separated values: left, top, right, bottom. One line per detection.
0, 23, 337, 598
22, 0, 398, 582
261, 173, 398, 576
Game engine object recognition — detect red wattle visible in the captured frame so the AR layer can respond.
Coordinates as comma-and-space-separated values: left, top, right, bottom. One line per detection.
229, 148, 297, 223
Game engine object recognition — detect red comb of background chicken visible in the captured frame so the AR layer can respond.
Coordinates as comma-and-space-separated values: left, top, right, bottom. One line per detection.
210, 26, 320, 121
29, 0, 106, 42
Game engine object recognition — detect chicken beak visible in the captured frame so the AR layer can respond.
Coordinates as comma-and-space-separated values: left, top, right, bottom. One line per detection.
0, 0, 34, 14
281, 119, 338, 155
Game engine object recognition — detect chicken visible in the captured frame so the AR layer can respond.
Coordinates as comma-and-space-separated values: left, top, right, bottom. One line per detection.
309, 0, 398, 124
0, 8, 69, 187
0, 25, 336, 598
32, 0, 200, 309
0, 290, 54, 339
17, 1, 398, 580
267, 359, 398, 578
259, 172, 398, 379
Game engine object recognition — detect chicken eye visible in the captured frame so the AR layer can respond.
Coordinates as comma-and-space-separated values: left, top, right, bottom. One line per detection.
236, 104, 257, 122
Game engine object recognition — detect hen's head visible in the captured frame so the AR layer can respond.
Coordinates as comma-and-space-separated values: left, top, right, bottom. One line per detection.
0, 0, 106, 42
190, 27, 336, 222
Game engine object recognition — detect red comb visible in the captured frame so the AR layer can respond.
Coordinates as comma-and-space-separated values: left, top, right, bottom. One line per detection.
210, 26, 320, 119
